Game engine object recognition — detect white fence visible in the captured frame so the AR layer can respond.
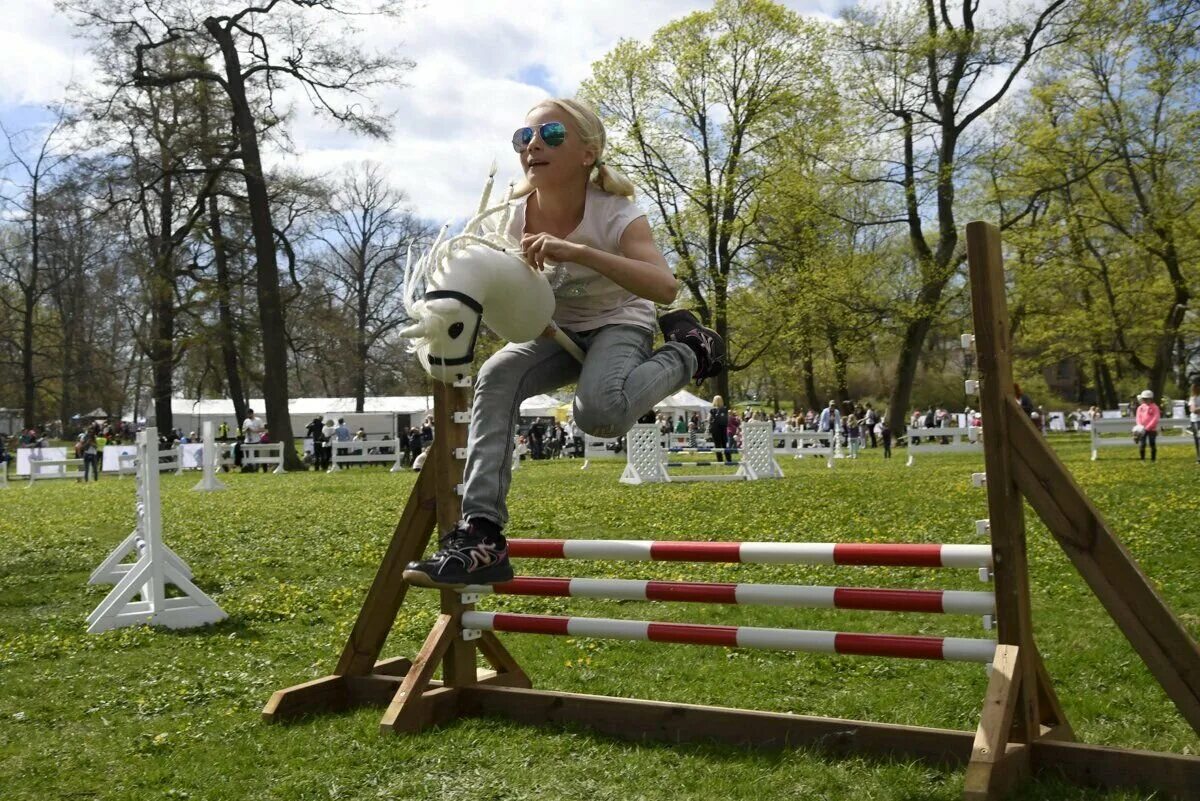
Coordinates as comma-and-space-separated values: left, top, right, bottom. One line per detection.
1090, 418, 1195, 460
27, 458, 86, 486
329, 440, 403, 472
904, 426, 983, 466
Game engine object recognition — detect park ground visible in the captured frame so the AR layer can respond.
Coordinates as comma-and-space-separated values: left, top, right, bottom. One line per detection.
0, 436, 1197, 800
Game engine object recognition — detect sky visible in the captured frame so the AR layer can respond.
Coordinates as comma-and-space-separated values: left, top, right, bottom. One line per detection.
0, 0, 846, 222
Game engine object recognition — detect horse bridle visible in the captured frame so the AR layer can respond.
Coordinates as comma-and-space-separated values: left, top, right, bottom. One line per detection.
422, 289, 484, 367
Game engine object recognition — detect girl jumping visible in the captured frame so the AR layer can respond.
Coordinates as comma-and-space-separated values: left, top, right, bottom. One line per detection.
403, 98, 724, 588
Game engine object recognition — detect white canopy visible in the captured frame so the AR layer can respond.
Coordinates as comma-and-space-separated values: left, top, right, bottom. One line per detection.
654, 389, 713, 414
520, 394, 561, 417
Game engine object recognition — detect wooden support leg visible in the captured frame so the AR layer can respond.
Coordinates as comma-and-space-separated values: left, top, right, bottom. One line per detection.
380, 613, 459, 734
478, 631, 533, 688
964, 645, 1027, 800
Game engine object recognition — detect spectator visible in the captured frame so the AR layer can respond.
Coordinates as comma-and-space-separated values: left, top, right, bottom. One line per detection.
529, 418, 546, 459
817, 400, 840, 447
845, 414, 861, 459
406, 427, 423, 467
217, 421, 229, 440
1135, 389, 1160, 462
569, 417, 584, 457
1015, 383, 1034, 417
322, 418, 337, 468
880, 416, 892, 459
726, 406, 741, 457
709, 395, 731, 462
335, 418, 352, 443
420, 416, 434, 447
412, 445, 430, 472
863, 404, 878, 448
305, 416, 326, 471
242, 408, 265, 472
81, 431, 99, 482
354, 427, 366, 442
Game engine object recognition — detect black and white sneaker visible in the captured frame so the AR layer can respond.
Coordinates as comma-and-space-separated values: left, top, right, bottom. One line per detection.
658, 308, 726, 382
402, 520, 513, 589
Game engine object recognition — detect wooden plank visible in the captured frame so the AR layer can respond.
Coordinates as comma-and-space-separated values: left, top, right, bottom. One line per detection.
459, 684, 976, 763
372, 657, 413, 677
478, 631, 533, 689
965, 220, 1041, 742
456, 685, 1200, 798
333, 466, 439, 676
1007, 399, 1200, 735
963, 645, 1025, 799
380, 613, 457, 733
1032, 739, 1200, 800
261, 675, 348, 723
433, 380, 479, 686
1032, 650, 1073, 739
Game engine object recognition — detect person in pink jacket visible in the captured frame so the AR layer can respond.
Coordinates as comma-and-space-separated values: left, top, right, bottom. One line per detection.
1135, 389, 1161, 462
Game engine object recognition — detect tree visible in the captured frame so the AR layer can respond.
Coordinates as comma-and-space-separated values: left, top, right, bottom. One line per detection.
582, 0, 834, 401
991, 0, 1200, 400
309, 162, 433, 411
65, 0, 411, 467
839, 0, 1075, 432
0, 108, 76, 428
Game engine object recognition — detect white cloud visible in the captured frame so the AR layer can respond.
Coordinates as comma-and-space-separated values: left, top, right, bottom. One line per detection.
1, 0, 849, 219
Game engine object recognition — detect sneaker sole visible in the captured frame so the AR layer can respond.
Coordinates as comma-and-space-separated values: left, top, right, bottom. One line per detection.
401, 563, 515, 590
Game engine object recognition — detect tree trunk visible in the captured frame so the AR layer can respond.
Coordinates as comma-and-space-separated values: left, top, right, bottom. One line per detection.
150, 162, 175, 434
22, 179, 40, 428
801, 341, 818, 410
209, 193, 249, 425
713, 283, 729, 401
208, 18, 300, 469
1094, 356, 1118, 409
355, 292, 368, 413
886, 314, 935, 434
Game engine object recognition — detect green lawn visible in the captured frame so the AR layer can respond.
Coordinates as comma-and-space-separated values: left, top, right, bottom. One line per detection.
1, 437, 1197, 800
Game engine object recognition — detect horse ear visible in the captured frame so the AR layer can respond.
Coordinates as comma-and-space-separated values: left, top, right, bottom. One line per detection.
399, 321, 428, 339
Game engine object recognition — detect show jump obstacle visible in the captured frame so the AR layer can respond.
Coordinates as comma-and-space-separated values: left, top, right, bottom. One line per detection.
88, 427, 227, 633
264, 223, 1200, 800
620, 421, 783, 484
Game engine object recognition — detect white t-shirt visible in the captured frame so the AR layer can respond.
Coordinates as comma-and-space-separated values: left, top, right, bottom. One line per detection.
242, 416, 264, 444
509, 184, 656, 332
1190, 394, 1200, 423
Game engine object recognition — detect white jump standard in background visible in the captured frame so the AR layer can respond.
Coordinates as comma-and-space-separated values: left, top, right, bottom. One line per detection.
87, 427, 227, 633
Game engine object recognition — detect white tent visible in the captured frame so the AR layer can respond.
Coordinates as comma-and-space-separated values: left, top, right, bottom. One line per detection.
520, 394, 562, 417
155, 396, 434, 439
654, 389, 712, 415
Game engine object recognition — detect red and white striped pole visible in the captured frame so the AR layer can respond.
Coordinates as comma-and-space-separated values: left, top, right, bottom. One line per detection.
506, 539, 992, 568
460, 611, 996, 663
460, 576, 994, 615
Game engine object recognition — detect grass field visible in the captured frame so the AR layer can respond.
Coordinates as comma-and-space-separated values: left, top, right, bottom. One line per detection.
1, 436, 1197, 800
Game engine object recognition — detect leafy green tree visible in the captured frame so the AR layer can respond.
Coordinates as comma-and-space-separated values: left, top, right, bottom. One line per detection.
839, 0, 1075, 430
582, 0, 834, 400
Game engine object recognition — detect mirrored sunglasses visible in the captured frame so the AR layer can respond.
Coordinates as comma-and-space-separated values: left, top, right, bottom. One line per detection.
512, 121, 567, 152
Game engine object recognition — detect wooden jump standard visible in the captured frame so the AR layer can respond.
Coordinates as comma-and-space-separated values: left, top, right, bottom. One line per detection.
264, 222, 1200, 800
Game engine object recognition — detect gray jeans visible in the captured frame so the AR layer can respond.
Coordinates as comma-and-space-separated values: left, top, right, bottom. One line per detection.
462, 324, 695, 528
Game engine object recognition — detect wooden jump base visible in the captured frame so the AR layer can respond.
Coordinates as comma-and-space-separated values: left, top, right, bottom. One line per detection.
264, 222, 1200, 800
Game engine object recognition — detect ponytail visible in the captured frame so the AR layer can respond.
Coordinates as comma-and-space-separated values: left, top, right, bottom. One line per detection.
593, 161, 636, 200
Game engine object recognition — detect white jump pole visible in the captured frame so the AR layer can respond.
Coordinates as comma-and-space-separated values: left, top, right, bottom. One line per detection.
192, 421, 227, 492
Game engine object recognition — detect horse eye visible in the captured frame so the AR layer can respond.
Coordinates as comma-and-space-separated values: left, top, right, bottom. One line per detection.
448, 322, 465, 339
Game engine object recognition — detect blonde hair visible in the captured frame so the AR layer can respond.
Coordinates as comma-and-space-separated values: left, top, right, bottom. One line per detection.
512, 98, 636, 200
712, 395, 725, 408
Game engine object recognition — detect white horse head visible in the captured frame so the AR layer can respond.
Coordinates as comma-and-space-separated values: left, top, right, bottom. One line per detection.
400, 169, 557, 383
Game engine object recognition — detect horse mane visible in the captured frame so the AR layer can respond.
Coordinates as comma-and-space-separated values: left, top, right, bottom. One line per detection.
401, 171, 521, 355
